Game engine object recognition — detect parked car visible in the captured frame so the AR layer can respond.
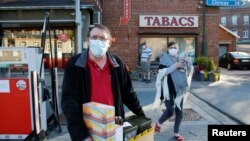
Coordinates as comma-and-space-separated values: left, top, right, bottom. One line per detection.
219, 52, 250, 70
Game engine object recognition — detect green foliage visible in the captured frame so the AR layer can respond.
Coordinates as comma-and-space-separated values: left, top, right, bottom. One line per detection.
213, 72, 220, 81
194, 56, 220, 81
207, 58, 216, 72
204, 71, 208, 80
195, 56, 216, 72
195, 56, 208, 70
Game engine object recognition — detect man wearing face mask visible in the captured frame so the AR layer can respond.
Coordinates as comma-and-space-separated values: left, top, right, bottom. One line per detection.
61, 24, 146, 141
140, 42, 152, 83
153, 41, 193, 141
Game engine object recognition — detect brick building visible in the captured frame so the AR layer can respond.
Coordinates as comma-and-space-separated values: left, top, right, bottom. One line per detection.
0, 0, 238, 70
220, 1, 250, 53
101, 0, 222, 69
219, 24, 239, 57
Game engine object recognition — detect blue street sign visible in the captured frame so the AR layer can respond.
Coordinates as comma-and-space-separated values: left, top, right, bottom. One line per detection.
206, 0, 246, 7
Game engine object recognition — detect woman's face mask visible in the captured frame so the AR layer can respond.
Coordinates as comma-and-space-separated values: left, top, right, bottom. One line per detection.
168, 48, 179, 56
89, 39, 109, 57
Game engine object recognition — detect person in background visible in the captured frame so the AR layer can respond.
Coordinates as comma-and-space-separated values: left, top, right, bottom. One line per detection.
153, 41, 193, 141
140, 42, 152, 83
61, 24, 146, 141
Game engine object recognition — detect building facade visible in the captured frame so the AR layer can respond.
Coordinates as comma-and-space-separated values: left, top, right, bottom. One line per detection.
220, 2, 250, 44
101, 0, 222, 70
220, 1, 250, 53
0, 0, 239, 70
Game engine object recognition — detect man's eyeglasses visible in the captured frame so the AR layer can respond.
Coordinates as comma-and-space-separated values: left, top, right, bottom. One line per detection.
89, 35, 109, 41
169, 46, 177, 49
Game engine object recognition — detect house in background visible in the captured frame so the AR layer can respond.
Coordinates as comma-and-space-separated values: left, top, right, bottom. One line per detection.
220, 1, 250, 53
219, 24, 239, 57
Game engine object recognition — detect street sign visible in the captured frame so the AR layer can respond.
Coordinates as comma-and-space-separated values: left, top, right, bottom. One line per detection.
206, 0, 246, 7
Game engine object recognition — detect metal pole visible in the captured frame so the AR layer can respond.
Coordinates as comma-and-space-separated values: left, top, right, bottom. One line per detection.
75, 0, 82, 54
0, 24, 3, 46
201, 0, 206, 56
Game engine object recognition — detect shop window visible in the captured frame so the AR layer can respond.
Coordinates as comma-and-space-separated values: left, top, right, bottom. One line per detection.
140, 38, 167, 62
2, 28, 75, 55
169, 38, 195, 63
140, 37, 195, 63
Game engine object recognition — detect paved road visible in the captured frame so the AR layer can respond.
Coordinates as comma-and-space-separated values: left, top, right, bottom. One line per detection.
190, 68, 250, 124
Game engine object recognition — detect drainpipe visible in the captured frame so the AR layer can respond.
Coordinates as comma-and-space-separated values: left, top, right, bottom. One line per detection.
75, 0, 82, 54
201, 0, 207, 56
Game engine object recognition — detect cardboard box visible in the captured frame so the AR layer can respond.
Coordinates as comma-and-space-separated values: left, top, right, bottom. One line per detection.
91, 133, 115, 141
82, 102, 115, 124
83, 117, 116, 138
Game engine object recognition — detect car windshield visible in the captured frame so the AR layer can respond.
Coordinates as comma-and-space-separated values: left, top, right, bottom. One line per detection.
230, 52, 250, 58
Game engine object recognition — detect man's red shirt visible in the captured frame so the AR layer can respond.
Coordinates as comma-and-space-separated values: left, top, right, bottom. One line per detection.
87, 56, 114, 106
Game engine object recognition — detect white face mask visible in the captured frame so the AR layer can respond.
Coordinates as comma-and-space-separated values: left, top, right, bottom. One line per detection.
89, 39, 109, 57
168, 48, 178, 56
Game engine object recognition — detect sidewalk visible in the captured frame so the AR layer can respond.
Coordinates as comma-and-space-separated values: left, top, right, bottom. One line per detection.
47, 80, 238, 141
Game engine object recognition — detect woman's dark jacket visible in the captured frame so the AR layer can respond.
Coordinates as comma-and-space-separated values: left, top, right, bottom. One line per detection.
61, 49, 145, 141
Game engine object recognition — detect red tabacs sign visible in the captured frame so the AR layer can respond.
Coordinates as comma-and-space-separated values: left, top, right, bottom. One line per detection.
139, 15, 199, 27
120, 0, 131, 25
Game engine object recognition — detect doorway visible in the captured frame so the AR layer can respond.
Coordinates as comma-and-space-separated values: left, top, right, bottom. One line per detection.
219, 45, 228, 58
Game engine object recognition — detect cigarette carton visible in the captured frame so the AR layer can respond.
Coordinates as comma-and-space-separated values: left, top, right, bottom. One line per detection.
83, 117, 116, 138
91, 133, 115, 141
82, 102, 115, 124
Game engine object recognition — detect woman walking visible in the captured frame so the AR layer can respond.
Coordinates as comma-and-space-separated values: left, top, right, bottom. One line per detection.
153, 41, 193, 141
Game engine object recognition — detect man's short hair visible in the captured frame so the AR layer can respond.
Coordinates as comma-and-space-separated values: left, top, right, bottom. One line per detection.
88, 24, 112, 38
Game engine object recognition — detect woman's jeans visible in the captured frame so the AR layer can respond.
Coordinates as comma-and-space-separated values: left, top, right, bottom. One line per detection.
158, 98, 183, 133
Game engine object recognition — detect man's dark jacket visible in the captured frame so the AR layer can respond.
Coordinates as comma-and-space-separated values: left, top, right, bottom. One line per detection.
61, 49, 145, 141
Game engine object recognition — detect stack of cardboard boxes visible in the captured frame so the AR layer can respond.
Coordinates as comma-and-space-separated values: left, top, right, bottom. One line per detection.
82, 102, 118, 141
82, 102, 153, 141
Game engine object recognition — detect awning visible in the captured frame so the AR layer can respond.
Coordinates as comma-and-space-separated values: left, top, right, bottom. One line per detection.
0, 0, 95, 10
0, 0, 98, 27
